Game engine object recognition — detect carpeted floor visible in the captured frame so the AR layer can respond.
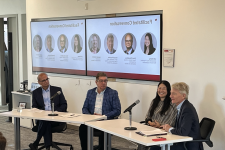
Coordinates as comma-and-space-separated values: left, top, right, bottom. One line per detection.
0, 107, 137, 150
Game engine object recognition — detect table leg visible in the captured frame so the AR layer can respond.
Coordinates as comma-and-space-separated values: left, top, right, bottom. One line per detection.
108, 134, 111, 150
14, 117, 20, 150
104, 132, 107, 150
166, 143, 173, 150
160, 144, 165, 150
87, 126, 93, 150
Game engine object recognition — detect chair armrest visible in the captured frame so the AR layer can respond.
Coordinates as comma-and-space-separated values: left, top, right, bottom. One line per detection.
140, 121, 146, 124
185, 139, 208, 143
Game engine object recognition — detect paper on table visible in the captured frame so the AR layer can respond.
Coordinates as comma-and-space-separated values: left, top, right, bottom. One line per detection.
27, 108, 43, 113
60, 113, 80, 118
139, 129, 167, 136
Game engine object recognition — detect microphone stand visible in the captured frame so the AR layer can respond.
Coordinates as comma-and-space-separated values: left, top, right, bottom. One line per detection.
124, 110, 137, 130
48, 98, 58, 116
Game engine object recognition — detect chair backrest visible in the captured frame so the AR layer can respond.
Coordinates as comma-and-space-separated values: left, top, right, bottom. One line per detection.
51, 123, 67, 133
200, 117, 215, 147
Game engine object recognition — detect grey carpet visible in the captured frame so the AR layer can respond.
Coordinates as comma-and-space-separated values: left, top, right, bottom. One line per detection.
0, 110, 137, 150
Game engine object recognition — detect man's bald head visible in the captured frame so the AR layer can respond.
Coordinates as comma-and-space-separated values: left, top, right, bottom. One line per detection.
37, 73, 48, 81
37, 73, 49, 90
125, 33, 133, 50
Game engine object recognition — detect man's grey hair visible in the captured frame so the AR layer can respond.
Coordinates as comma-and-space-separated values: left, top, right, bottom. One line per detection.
107, 34, 114, 41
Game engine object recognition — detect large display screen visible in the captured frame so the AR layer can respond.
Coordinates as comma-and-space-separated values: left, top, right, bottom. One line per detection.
86, 14, 162, 81
31, 19, 86, 75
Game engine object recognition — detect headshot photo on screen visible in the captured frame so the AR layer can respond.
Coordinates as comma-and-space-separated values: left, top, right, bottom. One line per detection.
57, 34, 68, 53
104, 33, 117, 54
140, 32, 157, 55
71, 34, 83, 53
33, 35, 42, 52
88, 33, 101, 54
121, 33, 137, 55
45, 35, 54, 53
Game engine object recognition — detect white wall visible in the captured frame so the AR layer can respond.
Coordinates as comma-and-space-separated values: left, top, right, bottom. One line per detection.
0, 0, 25, 16
26, 0, 225, 149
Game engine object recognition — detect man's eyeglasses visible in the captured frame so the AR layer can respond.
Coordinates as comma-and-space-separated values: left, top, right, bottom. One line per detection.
125, 40, 132, 43
39, 78, 49, 82
97, 79, 108, 83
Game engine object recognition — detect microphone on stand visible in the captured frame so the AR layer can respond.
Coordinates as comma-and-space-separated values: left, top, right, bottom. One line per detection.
48, 91, 61, 116
124, 100, 140, 130
124, 100, 140, 113
50, 91, 61, 100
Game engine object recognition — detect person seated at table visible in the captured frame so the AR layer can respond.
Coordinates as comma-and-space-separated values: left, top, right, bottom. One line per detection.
138, 80, 177, 150
29, 73, 67, 150
151, 82, 203, 150
0, 132, 6, 150
79, 72, 121, 150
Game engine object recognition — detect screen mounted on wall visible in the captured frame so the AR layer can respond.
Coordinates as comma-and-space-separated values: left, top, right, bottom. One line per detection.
86, 14, 162, 81
31, 19, 86, 75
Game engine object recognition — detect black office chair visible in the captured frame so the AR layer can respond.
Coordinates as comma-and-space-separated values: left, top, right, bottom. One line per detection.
31, 120, 73, 150
183, 117, 215, 150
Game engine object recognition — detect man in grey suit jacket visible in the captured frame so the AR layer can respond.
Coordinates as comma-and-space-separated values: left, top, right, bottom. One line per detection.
151, 82, 203, 150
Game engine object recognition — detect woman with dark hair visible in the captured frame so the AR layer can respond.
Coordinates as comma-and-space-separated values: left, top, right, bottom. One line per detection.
138, 80, 177, 150
144, 33, 156, 55
145, 80, 177, 127
74, 35, 82, 53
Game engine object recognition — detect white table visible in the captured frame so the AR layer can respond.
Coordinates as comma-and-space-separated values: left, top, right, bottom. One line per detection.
85, 119, 193, 150
0, 109, 107, 150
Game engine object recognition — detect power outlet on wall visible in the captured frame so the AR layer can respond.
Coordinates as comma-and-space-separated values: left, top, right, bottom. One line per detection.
85, 3, 88, 10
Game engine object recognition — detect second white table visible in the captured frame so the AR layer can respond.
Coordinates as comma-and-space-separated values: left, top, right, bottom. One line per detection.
85, 119, 193, 150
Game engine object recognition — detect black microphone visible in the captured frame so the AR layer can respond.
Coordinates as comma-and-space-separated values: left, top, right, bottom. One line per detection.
50, 91, 61, 100
123, 100, 140, 113
48, 91, 61, 116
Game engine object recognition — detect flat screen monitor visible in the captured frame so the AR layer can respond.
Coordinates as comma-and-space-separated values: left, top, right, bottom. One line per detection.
31, 19, 86, 75
30, 82, 40, 92
86, 14, 162, 81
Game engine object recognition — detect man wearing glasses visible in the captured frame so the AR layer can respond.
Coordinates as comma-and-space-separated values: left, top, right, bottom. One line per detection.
59, 34, 67, 53
29, 73, 67, 150
124, 33, 135, 55
79, 72, 121, 150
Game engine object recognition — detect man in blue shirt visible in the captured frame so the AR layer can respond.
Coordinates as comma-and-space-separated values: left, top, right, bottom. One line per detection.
79, 72, 121, 150
29, 73, 67, 150
106, 34, 116, 54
